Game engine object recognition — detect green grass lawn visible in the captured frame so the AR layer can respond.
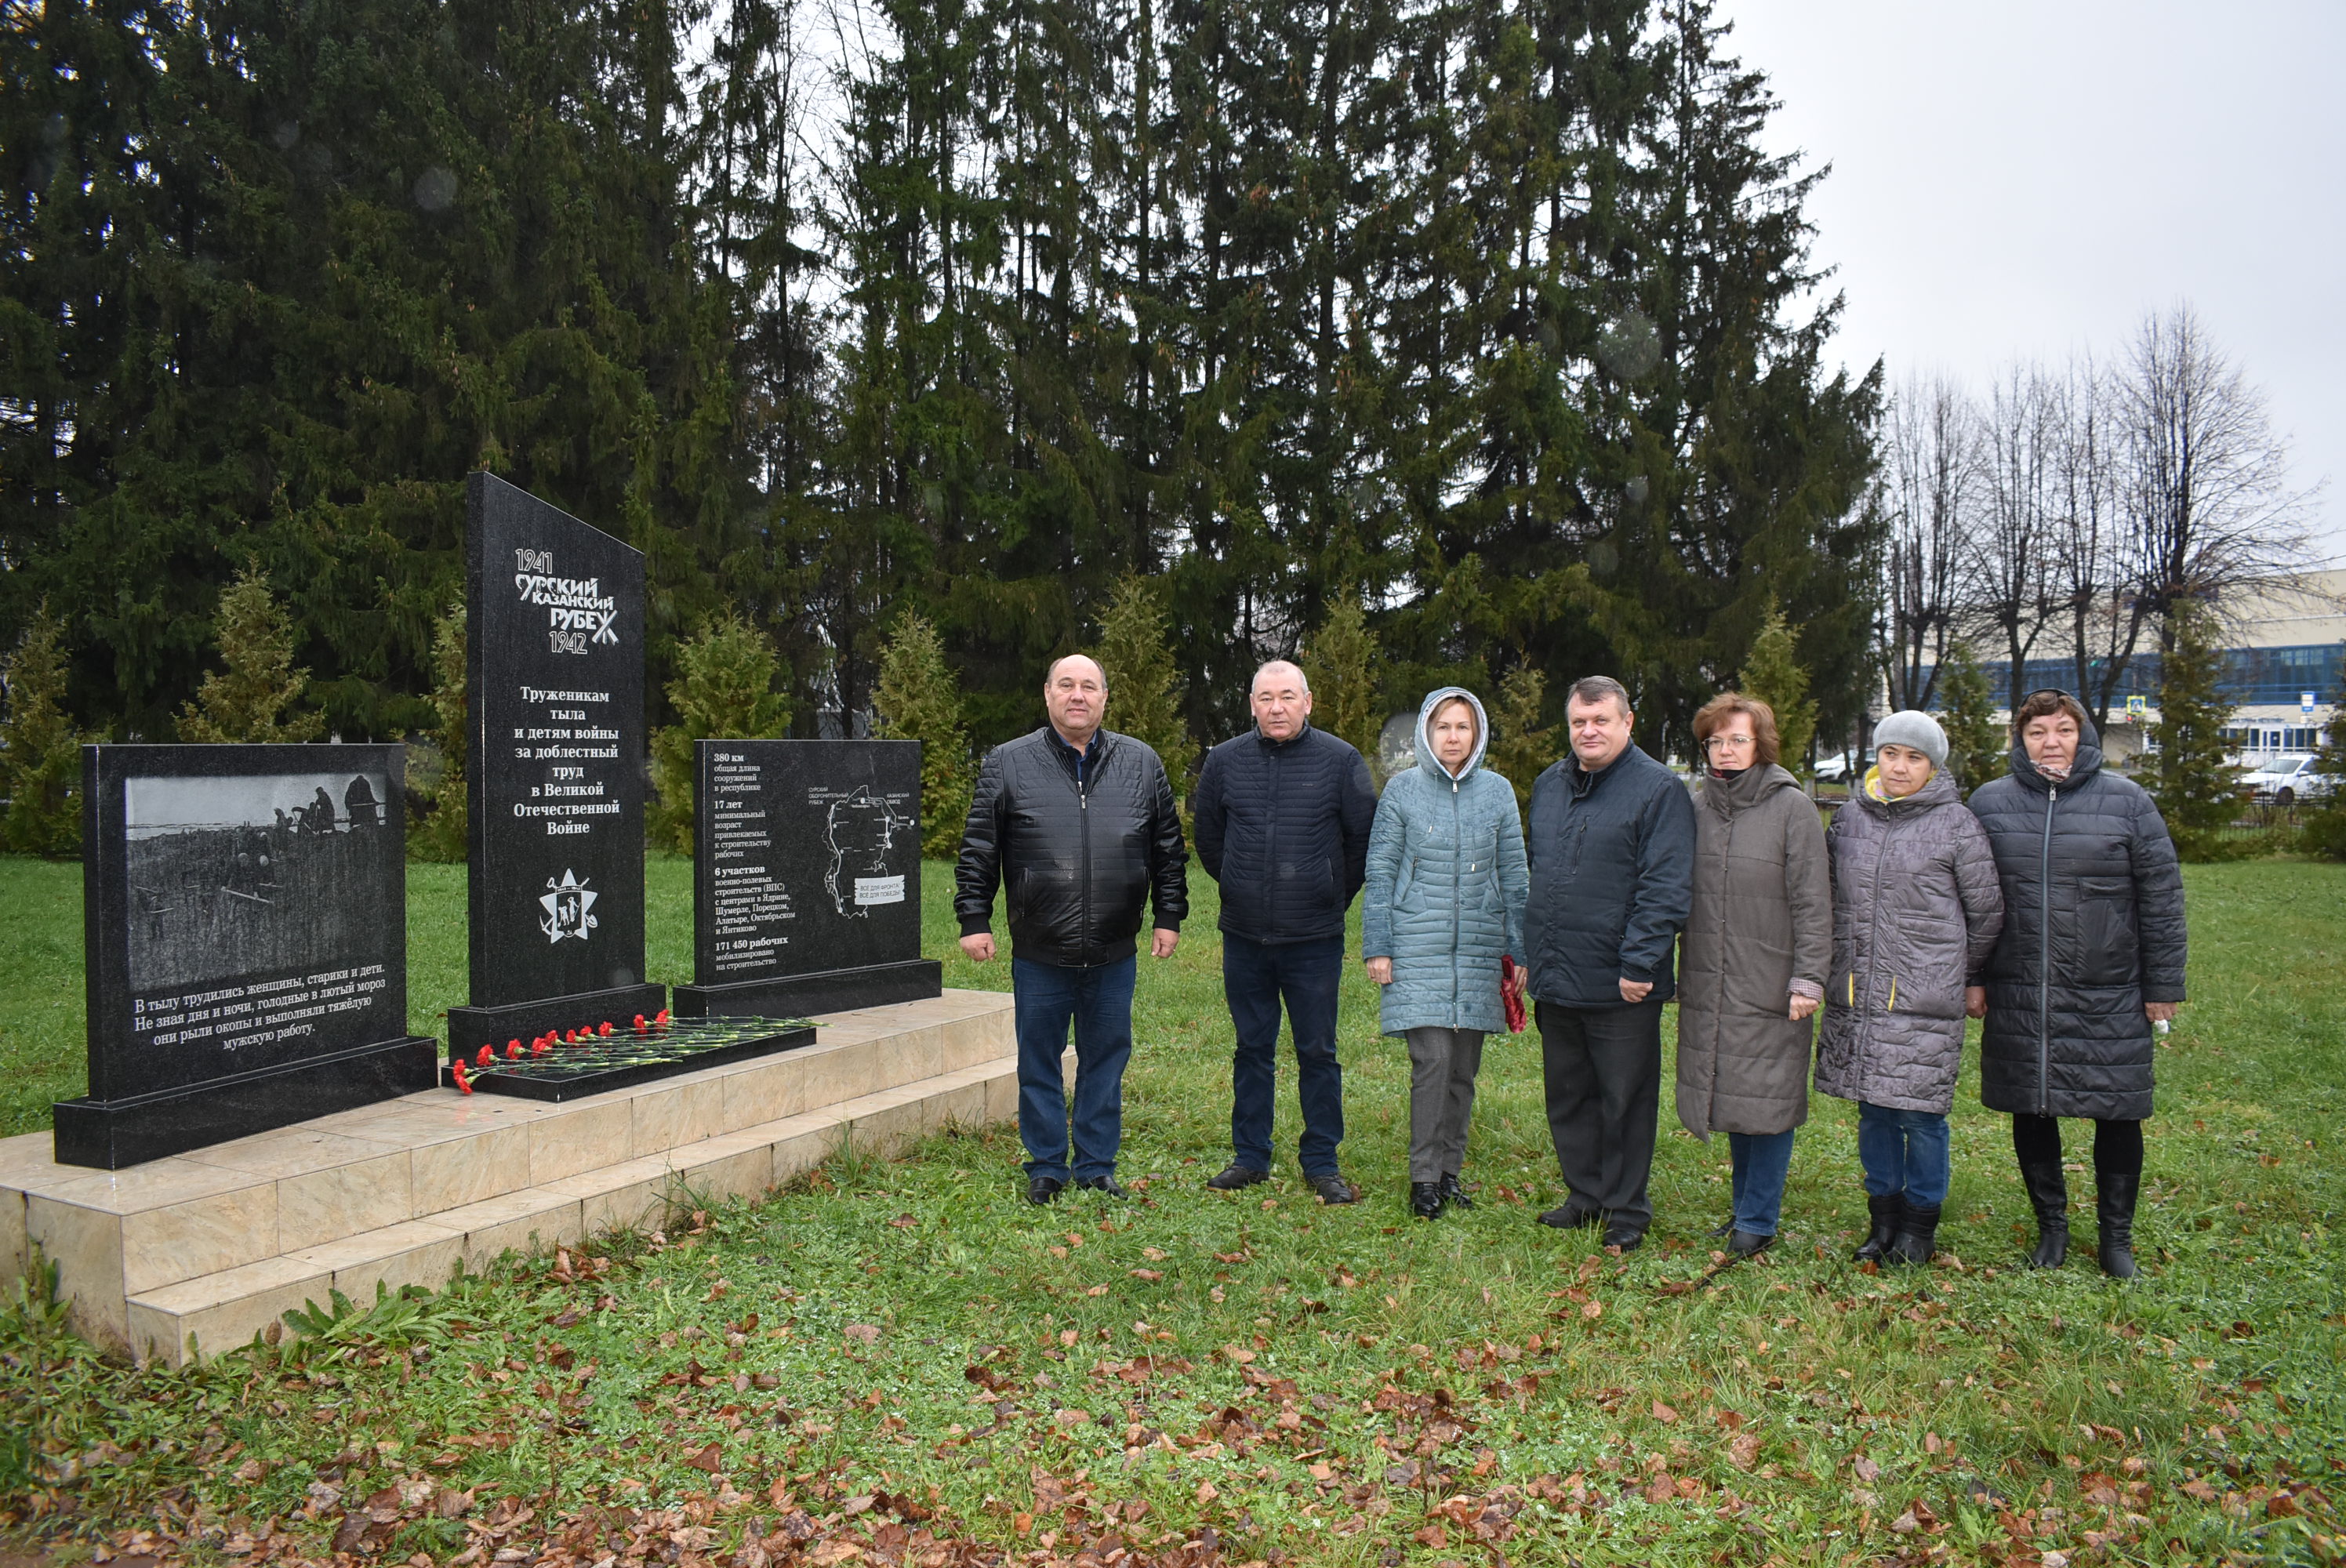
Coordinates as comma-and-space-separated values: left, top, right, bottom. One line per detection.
2, 855, 2343, 1566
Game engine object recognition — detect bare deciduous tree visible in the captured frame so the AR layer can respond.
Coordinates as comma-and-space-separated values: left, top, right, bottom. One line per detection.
2120, 303, 2315, 644
2045, 358, 2153, 729
1970, 364, 2061, 709
1876, 373, 1979, 712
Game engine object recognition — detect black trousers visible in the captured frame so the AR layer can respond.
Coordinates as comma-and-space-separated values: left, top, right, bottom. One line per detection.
1538, 996, 1665, 1230
2011, 1113, 2144, 1179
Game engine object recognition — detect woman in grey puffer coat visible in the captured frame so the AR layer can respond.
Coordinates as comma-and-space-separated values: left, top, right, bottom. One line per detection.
1815, 710, 2003, 1266
1676, 694, 1832, 1258
1361, 688, 1529, 1221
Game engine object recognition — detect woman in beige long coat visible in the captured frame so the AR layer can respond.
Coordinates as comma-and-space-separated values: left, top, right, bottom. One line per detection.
1675, 694, 1832, 1256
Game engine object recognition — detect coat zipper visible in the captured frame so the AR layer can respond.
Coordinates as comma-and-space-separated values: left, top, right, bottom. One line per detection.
1858, 800, 1894, 1058
2037, 783, 2057, 1115
1450, 772, 1463, 1007
1079, 741, 1095, 967
1266, 739, 1280, 935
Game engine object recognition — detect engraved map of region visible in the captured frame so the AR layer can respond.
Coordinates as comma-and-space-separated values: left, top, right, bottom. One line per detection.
821, 785, 916, 917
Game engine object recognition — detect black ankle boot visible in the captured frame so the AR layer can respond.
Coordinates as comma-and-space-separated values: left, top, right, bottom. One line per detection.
1410, 1181, 1445, 1221
1854, 1193, 1903, 1263
2018, 1152, 2069, 1269
2096, 1171, 2140, 1278
1887, 1203, 1939, 1265
1440, 1172, 1474, 1210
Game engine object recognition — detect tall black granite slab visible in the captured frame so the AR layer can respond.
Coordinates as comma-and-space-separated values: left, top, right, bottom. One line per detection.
448, 474, 664, 1060
54, 744, 438, 1169
672, 739, 942, 1021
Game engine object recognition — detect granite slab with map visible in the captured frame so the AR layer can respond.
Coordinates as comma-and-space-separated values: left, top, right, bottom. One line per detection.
674, 738, 942, 1019
53, 743, 438, 1168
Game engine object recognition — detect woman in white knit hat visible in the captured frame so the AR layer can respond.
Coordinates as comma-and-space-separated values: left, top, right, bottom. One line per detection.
1814, 711, 2004, 1265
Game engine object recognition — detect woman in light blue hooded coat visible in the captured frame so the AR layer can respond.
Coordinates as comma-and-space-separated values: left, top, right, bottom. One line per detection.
1361, 687, 1531, 1220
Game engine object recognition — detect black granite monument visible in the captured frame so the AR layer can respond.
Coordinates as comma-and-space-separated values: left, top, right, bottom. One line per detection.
673, 739, 942, 1020
445, 472, 666, 1061
54, 745, 438, 1168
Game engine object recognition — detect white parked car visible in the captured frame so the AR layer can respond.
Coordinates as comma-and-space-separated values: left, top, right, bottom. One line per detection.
2239, 752, 2337, 808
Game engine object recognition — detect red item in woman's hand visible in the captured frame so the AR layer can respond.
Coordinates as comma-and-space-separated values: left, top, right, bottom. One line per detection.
1501, 956, 1528, 1034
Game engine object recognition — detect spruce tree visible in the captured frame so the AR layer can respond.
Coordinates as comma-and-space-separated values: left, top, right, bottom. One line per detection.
1485, 666, 1556, 814
2144, 601, 2241, 862
1095, 575, 1196, 800
1304, 590, 1384, 768
0, 604, 89, 856
411, 598, 468, 864
649, 615, 794, 855
176, 565, 323, 743
875, 615, 975, 860
1938, 640, 2006, 792
1737, 601, 1818, 774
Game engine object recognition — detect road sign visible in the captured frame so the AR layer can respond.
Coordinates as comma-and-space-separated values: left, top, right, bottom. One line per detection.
2125, 695, 2148, 720
2304, 691, 2319, 717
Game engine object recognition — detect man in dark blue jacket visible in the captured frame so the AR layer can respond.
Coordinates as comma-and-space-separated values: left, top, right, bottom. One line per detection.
1523, 676, 1696, 1250
1190, 659, 1378, 1203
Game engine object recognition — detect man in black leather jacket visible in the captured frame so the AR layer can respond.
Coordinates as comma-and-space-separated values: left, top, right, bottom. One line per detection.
955, 655, 1189, 1203
1189, 659, 1376, 1203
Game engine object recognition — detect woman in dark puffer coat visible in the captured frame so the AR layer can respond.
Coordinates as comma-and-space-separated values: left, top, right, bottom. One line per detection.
1967, 691, 2187, 1277
1815, 711, 2003, 1265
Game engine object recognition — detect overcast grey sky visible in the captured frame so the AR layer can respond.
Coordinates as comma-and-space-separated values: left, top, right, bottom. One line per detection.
1723, 1, 2344, 563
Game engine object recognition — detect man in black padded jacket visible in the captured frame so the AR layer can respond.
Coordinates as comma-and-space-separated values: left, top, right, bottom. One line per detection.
955, 655, 1189, 1204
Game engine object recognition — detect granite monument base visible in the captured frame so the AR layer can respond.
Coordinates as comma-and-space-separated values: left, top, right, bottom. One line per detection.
53, 1036, 441, 1172
674, 960, 942, 1022
0, 989, 1018, 1365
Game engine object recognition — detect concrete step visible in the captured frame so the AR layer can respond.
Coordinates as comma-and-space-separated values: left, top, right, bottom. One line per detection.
0, 989, 1017, 1363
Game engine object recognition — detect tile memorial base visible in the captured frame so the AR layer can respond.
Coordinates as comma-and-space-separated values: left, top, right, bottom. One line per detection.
674, 959, 943, 1022
1, 989, 1016, 1367
53, 1036, 442, 1172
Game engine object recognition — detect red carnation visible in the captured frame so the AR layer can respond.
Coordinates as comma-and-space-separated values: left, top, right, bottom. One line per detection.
451, 1062, 473, 1094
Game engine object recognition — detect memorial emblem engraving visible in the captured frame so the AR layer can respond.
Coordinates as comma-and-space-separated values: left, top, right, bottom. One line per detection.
539, 869, 599, 942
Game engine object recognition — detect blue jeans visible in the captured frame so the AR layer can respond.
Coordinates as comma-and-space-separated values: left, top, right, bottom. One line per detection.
1728, 1129, 1796, 1236
1012, 956, 1137, 1182
1223, 933, 1346, 1177
1858, 1102, 1951, 1210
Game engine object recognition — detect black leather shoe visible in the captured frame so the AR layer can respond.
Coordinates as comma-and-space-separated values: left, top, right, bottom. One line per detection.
1077, 1174, 1128, 1198
1726, 1229, 1773, 1258
1308, 1171, 1359, 1205
1205, 1163, 1269, 1191
1440, 1173, 1474, 1210
2018, 1153, 2070, 1269
1706, 1218, 1736, 1240
1410, 1181, 1445, 1220
1026, 1176, 1065, 1205
2095, 1171, 2140, 1279
1887, 1203, 1940, 1265
1602, 1224, 1645, 1253
1854, 1192, 1903, 1263
1538, 1201, 1602, 1231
